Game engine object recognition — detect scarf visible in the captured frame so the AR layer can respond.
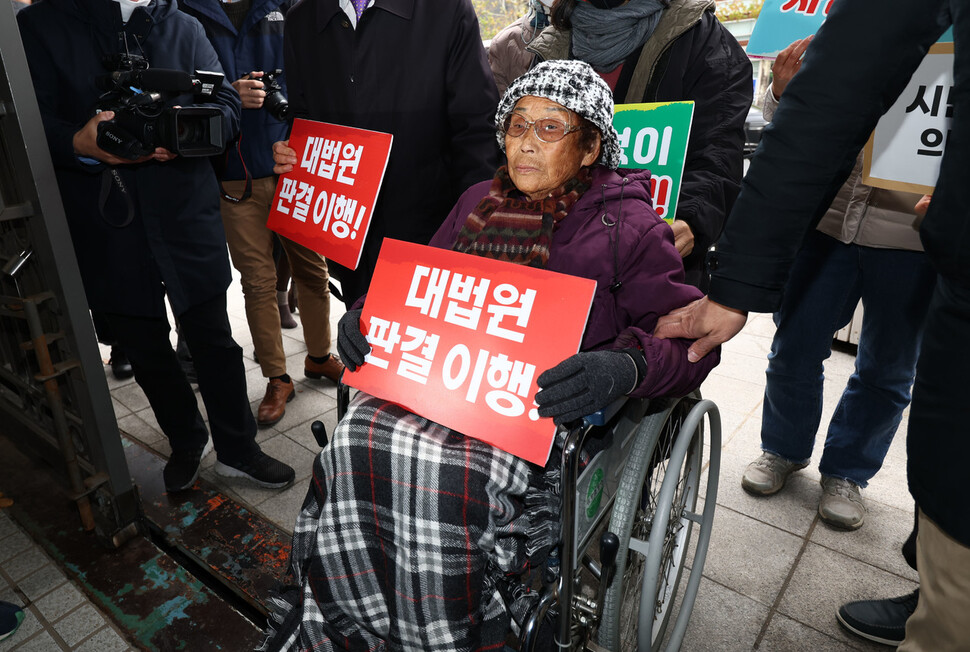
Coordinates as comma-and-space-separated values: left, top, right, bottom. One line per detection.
452, 166, 592, 268
571, 0, 669, 72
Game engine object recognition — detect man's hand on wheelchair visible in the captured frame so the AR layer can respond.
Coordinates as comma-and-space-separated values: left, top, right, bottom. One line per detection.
337, 309, 370, 371
535, 350, 643, 427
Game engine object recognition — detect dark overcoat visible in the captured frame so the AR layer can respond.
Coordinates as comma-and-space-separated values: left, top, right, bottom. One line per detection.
282, 0, 501, 305
17, 0, 241, 318
707, 0, 968, 545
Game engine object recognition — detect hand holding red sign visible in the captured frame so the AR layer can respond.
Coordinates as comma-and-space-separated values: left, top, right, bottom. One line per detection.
267, 119, 393, 270
271, 139, 297, 175
343, 239, 596, 465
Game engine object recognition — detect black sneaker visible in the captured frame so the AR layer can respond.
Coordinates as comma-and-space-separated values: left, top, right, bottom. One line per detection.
214, 452, 295, 489
836, 589, 918, 646
163, 443, 209, 492
109, 345, 134, 380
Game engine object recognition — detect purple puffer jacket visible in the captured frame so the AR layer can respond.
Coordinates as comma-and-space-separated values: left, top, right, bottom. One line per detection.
429, 165, 719, 398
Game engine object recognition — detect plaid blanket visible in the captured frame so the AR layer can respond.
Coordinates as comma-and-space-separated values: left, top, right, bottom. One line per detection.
261, 392, 549, 652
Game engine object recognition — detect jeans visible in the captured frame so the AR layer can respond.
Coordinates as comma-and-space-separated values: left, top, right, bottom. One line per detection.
761, 231, 936, 487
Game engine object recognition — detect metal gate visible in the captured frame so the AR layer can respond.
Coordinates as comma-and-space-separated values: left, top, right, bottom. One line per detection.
0, 8, 139, 546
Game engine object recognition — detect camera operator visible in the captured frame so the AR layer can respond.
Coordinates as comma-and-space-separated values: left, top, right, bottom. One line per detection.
17, 0, 296, 492
180, 0, 344, 428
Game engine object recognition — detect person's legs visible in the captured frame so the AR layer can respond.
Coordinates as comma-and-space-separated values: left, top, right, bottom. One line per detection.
819, 248, 935, 486
267, 393, 529, 650
278, 237, 332, 359
177, 293, 295, 488
745, 233, 861, 494
837, 506, 921, 643
901, 276, 970, 650
220, 178, 288, 379
221, 178, 297, 425
898, 511, 970, 651
101, 310, 210, 490
762, 234, 862, 461
902, 506, 919, 571
278, 236, 343, 382
92, 311, 134, 380
102, 311, 209, 450
273, 235, 298, 329
174, 293, 259, 464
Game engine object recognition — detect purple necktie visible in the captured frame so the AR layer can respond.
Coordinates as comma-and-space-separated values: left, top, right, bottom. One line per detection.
352, 0, 367, 20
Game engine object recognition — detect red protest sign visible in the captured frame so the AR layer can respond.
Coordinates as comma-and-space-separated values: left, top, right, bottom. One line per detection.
345, 239, 597, 465
267, 119, 392, 270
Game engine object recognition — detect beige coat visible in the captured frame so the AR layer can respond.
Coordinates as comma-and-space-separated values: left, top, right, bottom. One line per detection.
763, 89, 924, 251
487, 12, 544, 97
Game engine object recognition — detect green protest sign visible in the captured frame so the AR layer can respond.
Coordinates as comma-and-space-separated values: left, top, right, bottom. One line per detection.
614, 102, 694, 223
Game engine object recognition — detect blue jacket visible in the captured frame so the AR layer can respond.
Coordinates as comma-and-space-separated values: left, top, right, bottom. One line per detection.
180, 0, 293, 180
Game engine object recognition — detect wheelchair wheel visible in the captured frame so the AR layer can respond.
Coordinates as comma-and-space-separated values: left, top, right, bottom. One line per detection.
597, 396, 720, 651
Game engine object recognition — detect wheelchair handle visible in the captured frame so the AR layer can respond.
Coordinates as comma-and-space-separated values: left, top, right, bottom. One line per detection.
599, 531, 619, 570
310, 420, 328, 448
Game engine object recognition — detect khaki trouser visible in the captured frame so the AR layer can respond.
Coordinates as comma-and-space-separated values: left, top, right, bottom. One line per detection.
221, 176, 332, 378
899, 510, 970, 651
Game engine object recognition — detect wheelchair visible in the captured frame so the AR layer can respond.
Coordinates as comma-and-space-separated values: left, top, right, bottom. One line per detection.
333, 385, 721, 652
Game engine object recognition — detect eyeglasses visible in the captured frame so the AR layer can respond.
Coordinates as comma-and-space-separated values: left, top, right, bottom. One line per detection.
502, 114, 583, 143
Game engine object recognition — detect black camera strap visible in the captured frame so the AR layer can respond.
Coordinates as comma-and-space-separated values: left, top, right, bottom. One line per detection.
219, 135, 253, 204
98, 168, 136, 228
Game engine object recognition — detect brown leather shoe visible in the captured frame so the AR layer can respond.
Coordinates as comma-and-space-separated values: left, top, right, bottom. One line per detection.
257, 377, 295, 426
304, 354, 345, 382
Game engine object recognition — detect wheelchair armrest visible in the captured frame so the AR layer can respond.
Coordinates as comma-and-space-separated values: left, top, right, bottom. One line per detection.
582, 396, 628, 427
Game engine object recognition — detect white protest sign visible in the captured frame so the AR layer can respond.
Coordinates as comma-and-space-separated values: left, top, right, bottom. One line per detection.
863, 43, 953, 194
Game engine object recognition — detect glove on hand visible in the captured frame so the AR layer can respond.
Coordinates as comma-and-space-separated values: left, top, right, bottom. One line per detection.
336, 309, 370, 372
535, 350, 641, 426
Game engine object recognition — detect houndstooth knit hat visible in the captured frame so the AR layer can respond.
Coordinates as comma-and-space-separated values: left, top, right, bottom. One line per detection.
496, 59, 621, 170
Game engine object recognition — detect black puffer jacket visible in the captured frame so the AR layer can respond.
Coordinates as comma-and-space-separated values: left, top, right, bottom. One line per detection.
529, 0, 752, 289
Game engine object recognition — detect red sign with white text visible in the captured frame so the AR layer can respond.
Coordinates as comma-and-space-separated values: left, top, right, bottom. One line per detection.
267, 119, 392, 269
345, 239, 597, 465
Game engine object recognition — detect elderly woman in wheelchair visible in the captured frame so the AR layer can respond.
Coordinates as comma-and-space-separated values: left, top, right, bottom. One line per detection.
263, 60, 720, 652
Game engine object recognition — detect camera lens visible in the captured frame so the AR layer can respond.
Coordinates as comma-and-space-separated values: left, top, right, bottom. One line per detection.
265, 93, 289, 122
177, 118, 207, 145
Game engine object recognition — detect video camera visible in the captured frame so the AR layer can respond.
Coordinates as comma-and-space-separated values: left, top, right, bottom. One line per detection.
95, 53, 227, 160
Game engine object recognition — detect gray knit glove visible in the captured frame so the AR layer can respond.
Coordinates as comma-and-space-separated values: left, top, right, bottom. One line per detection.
336, 309, 370, 371
535, 350, 642, 426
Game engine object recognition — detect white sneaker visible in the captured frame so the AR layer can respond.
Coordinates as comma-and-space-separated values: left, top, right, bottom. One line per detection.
741, 452, 809, 496
819, 476, 866, 530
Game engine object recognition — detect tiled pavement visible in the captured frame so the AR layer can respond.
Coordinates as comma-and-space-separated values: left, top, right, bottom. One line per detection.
0, 512, 135, 651
0, 271, 917, 650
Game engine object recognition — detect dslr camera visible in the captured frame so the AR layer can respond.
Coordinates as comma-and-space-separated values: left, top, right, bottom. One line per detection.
95, 53, 227, 160
257, 69, 289, 122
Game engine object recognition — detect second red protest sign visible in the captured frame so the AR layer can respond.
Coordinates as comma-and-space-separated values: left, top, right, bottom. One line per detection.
267, 118, 393, 270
